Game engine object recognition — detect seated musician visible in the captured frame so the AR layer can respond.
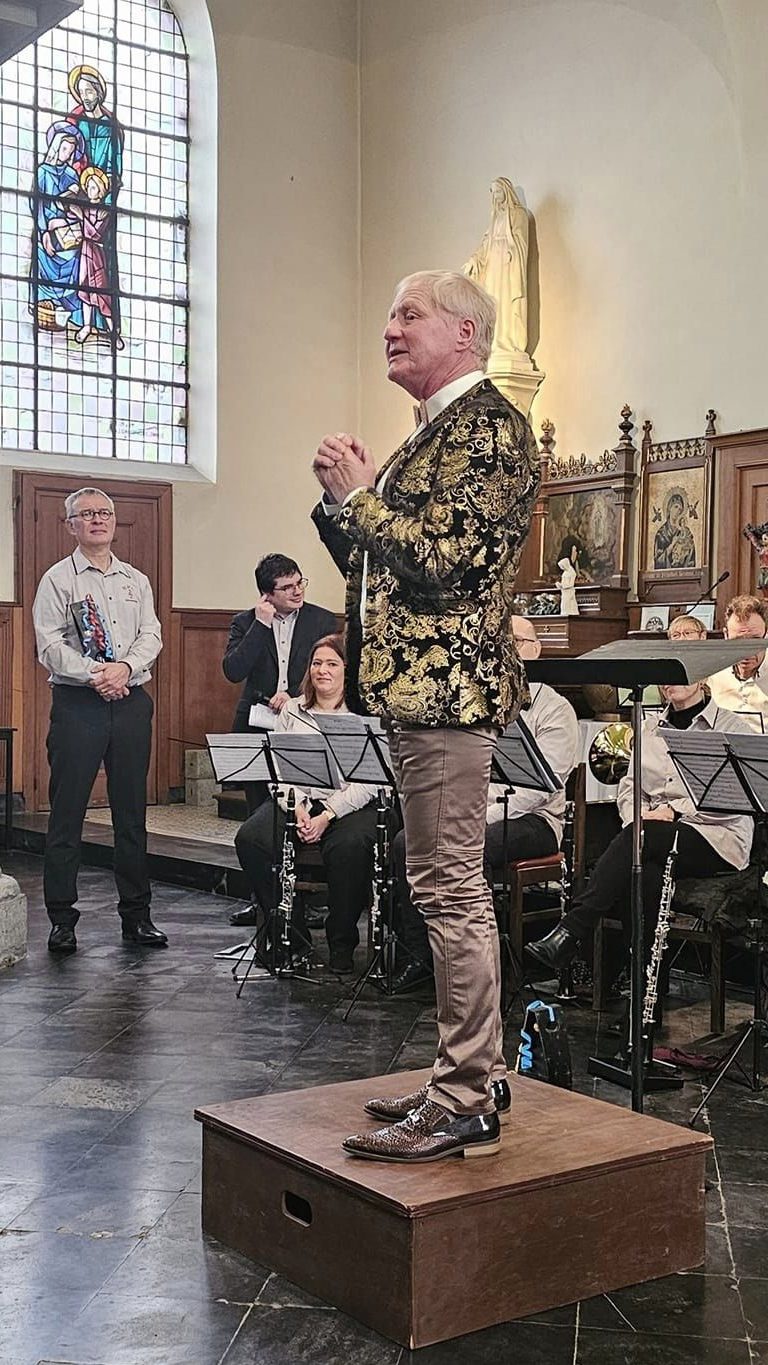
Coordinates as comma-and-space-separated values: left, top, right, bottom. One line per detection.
668, 612, 707, 642
525, 677, 753, 982
390, 616, 580, 993
708, 594, 768, 733
234, 635, 378, 974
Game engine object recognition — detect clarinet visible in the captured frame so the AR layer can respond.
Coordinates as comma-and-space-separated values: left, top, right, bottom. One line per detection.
642, 829, 679, 1043
556, 800, 576, 999
278, 788, 297, 961
370, 790, 388, 956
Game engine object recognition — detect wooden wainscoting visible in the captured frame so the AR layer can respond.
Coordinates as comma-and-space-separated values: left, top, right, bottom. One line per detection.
714, 428, 768, 621
169, 608, 240, 790
0, 603, 23, 793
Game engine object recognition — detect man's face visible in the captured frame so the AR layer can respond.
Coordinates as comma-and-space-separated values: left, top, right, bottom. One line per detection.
66, 495, 116, 552
725, 611, 768, 677
383, 286, 470, 399
78, 78, 100, 111
510, 616, 541, 662
267, 572, 306, 614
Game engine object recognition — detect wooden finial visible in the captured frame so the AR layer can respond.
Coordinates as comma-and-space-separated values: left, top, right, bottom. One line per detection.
617, 404, 634, 451
540, 418, 555, 457
641, 418, 653, 458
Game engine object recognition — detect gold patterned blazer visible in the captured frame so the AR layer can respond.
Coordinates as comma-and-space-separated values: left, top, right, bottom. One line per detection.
312, 378, 540, 729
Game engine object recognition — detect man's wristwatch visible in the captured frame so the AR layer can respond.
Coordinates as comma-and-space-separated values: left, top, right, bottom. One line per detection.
321, 804, 336, 822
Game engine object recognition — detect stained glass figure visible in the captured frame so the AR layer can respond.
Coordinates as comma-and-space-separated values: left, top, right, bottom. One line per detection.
0, 0, 189, 463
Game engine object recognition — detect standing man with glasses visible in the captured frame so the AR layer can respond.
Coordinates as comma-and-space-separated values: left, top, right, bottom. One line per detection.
223, 554, 337, 927
708, 594, 768, 733
33, 486, 165, 953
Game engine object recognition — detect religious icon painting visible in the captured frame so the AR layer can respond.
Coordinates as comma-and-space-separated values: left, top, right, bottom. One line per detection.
0, 0, 189, 462
637, 413, 716, 605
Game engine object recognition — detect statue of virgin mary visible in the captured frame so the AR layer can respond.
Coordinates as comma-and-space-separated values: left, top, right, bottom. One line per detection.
463, 176, 529, 356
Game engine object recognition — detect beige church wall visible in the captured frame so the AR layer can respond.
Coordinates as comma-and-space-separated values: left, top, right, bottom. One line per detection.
358, 0, 768, 475
172, 0, 358, 612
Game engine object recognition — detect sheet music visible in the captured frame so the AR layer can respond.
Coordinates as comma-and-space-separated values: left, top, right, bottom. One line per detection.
205, 733, 274, 784
268, 732, 339, 789
723, 734, 768, 813
662, 730, 758, 813
313, 713, 393, 785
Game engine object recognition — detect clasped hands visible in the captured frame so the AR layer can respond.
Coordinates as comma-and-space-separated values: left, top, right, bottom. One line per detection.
642, 804, 676, 822
295, 802, 330, 844
91, 661, 131, 701
313, 432, 377, 504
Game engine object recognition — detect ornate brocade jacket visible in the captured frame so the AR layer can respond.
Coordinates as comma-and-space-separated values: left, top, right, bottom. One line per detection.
312, 378, 540, 729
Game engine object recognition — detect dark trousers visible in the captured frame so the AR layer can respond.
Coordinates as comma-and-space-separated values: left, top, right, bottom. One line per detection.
393, 813, 558, 964
235, 801, 377, 957
563, 820, 731, 949
44, 685, 154, 927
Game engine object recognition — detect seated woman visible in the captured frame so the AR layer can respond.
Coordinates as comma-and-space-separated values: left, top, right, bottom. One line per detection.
525, 677, 753, 981
234, 635, 378, 974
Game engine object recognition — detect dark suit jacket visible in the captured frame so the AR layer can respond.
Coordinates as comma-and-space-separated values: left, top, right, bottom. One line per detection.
312, 378, 539, 729
222, 600, 338, 732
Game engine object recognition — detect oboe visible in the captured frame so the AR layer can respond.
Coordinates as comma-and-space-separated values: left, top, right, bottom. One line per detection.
556, 800, 577, 1000
278, 788, 297, 961
642, 829, 679, 1043
369, 790, 388, 957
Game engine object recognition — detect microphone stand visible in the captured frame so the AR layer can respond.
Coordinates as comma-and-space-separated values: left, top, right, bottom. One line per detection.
681, 571, 729, 618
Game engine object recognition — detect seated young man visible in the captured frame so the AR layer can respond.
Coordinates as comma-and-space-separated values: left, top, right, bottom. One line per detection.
525, 677, 754, 988
390, 616, 580, 992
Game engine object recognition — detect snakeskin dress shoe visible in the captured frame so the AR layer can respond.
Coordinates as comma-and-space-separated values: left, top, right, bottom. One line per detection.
344, 1099, 501, 1163
364, 1076, 512, 1125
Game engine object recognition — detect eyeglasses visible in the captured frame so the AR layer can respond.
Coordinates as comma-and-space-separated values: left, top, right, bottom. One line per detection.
71, 508, 114, 522
273, 578, 308, 592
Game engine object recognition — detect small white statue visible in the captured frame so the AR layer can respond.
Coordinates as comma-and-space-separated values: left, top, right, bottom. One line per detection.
463, 176, 529, 356
556, 556, 579, 616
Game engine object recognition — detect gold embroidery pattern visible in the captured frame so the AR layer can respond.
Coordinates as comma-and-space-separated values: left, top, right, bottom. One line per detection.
313, 380, 539, 729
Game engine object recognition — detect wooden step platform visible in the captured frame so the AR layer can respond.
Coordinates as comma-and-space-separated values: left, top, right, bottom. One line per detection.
195, 1069, 712, 1350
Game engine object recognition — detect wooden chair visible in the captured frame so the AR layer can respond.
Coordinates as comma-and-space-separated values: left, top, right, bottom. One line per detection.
496, 763, 587, 1011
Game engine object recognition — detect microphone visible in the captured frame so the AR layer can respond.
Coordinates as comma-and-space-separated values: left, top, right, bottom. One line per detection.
683, 570, 729, 614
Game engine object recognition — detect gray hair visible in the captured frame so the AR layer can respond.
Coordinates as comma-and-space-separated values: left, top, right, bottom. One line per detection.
394, 270, 497, 365
64, 486, 115, 519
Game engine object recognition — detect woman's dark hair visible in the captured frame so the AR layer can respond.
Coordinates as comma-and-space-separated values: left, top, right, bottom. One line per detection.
558, 535, 581, 564
301, 634, 346, 710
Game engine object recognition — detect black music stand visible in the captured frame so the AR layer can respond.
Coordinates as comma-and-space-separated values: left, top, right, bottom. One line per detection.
492, 716, 561, 1014
663, 730, 768, 1124
313, 714, 409, 1019
526, 638, 765, 1113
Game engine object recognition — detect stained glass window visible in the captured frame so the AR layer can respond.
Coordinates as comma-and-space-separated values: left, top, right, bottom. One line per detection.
0, 0, 189, 463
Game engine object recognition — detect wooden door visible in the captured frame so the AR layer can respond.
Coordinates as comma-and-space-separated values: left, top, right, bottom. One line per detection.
16, 472, 172, 812
714, 429, 768, 625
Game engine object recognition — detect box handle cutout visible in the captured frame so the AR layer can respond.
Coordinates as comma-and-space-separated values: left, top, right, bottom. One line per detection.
282, 1190, 312, 1227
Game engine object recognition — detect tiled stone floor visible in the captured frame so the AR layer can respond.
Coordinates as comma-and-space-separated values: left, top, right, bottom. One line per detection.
0, 850, 766, 1364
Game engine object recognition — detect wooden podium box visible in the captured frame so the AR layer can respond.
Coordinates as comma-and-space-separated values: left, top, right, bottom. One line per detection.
196, 1069, 711, 1350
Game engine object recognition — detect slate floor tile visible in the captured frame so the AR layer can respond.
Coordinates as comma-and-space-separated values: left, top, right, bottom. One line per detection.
401, 1320, 574, 1363
8, 1185, 178, 1237
578, 1274, 744, 1339
103, 1229, 271, 1303
575, 1328, 751, 1363
221, 1303, 403, 1364
51, 1292, 247, 1365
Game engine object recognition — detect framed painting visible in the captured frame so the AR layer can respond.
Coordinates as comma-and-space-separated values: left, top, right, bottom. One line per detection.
637, 412, 716, 603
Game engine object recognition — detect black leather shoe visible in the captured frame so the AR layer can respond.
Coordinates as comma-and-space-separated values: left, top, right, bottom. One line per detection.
121, 918, 168, 948
525, 924, 579, 975
492, 1077, 511, 1123
344, 1100, 501, 1162
230, 906, 258, 927
328, 953, 355, 974
365, 1075, 512, 1124
48, 925, 77, 954
391, 960, 433, 994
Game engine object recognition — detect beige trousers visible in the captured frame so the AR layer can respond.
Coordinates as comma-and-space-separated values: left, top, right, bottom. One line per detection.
389, 724, 506, 1115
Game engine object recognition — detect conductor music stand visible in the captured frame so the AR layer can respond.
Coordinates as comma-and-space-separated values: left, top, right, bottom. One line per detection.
663, 730, 768, 1125
526, 638, 766, 1113
313, 714, 409, 1020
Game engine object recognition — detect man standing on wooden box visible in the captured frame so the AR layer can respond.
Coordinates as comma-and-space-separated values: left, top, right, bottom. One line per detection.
312, 270, 539, 1162
33, 486, 166, 954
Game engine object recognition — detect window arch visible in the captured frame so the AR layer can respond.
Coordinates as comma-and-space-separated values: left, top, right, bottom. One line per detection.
0, 0, 189, 464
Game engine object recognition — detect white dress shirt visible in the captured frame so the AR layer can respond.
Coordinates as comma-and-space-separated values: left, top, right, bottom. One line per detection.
708, 657, 768, 733
32, 547, 162, 687
275, 696, 378, 820
617, 699, 754, 870
271, 610, 298, 693
487, 683, 580, 843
